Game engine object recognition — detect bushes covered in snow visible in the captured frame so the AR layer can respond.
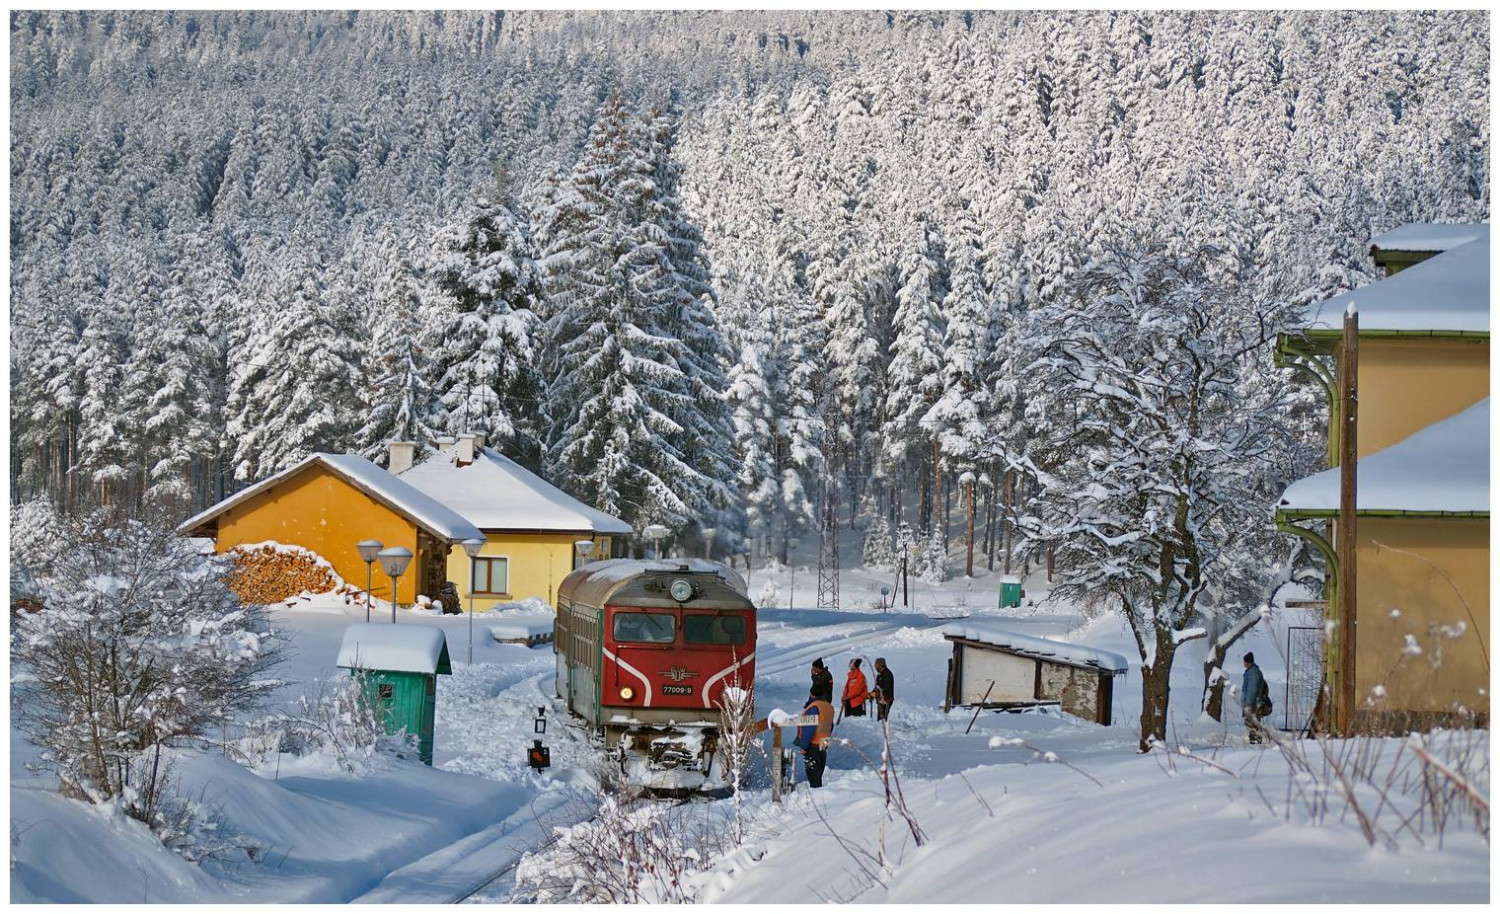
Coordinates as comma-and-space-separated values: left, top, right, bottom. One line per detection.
11, 513, 284, 850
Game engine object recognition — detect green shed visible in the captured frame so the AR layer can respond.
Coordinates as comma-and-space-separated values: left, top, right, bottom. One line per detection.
337, 622, 452, 765
999, 575, 1023, 609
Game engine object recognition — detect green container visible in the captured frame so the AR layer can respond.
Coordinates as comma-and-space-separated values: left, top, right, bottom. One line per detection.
337, 623, 452, 766
999, 575, 1023, 609
362, 670, 440, 765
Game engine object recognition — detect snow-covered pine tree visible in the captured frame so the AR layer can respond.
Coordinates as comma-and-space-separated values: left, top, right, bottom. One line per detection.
861, 514, 896, 570
727, 324, 779, 557
541, 93, 732, 542
357, 239, 441, 464
228, 243, 367, 480
426, 191, 546, 470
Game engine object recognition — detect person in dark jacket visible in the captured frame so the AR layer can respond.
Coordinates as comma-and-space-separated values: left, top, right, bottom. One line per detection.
792, 692, 836, 788
872, 657, 895, 721
1242, 652, 1269, 744
810, 658, 834, 703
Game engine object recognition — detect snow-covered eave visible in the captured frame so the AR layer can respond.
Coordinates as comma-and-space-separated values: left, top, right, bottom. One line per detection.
942, 633, 1129, 674
1277, 327, 1489, 356
176, 454, 483, 543
1276, 506, 1488, 521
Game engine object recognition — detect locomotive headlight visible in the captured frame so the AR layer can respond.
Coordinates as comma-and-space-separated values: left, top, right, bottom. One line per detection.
669, 578, 694, 602
619, 686, 635, 701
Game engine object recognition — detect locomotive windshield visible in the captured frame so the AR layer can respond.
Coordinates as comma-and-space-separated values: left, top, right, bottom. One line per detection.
683, 613, 747, 645
612, 611, 676, 643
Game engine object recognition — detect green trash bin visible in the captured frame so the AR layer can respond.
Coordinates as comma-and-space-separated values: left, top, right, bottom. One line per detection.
999, 575, 1023, 609
337, 623, 452, 765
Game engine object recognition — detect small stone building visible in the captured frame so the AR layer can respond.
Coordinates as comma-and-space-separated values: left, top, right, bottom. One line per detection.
942, 623, 1128, 725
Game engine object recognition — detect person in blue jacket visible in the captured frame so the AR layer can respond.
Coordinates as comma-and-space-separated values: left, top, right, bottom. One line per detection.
1241, 652, 1269, 744
792, 692, 836, 788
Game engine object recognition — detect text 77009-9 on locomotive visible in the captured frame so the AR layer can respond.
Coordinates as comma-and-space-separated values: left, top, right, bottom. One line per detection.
554, 559, 756, 792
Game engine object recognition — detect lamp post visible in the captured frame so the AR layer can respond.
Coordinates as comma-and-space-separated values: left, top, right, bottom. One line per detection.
787, 537, 801, 610
378, 546, 414, 623
357, 540, 383, 623
461, 538, 485, 665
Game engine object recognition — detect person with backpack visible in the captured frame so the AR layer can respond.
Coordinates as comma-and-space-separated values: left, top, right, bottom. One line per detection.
1241, 652, 1272, 744
842, 658, 869, 717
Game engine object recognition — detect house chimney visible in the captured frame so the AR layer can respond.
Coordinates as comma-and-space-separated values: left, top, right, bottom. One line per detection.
388, 441, 416, 475
456, 433, 477, 466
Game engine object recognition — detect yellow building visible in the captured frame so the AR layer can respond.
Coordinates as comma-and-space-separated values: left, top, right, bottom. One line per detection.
394, 434, 633, 610
1276, 223, 1489, 731
178, 453, 485, 604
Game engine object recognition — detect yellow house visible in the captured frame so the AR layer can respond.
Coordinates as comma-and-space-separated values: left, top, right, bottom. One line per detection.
394, 434, 633, 610
178, 453, 485, 604
1276, 223, 1489, 731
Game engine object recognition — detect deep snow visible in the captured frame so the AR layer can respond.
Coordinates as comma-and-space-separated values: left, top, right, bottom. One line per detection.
10, 559, 1488, 903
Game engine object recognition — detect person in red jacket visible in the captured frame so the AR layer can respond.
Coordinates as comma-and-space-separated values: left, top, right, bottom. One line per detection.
842, 658, 869, 717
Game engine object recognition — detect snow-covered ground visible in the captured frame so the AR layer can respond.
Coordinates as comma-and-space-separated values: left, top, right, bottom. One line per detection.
10, 562, 1488, 903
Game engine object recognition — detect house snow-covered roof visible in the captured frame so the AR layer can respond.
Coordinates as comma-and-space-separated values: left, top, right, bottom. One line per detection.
1297, 236, 1489, 336
336, 623, 452, 674
177, 453, 484, 543
942, 622, 1130, 673
1278, 398, 1488, 516
397, 447, 632, 535
1368, 222, 1489, 254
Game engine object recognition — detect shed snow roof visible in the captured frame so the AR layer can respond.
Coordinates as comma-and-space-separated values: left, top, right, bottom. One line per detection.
397, 447, 632, 535
1277, 399, 1489, 516
942, 622, 1130, 673
1296, 237, 1489, 335
1369, 222, 1489, 253
177, 453, 484, 543
337, 623, 452, 674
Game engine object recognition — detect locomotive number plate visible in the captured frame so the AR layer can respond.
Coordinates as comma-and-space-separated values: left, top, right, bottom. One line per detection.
661, 684, 694, 696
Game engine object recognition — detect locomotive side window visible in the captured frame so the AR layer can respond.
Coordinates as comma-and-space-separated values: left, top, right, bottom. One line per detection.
612, 612, 676, 643
683, 613, 747, 645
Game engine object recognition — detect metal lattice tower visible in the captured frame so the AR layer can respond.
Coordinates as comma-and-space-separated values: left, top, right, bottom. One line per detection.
816, 481, 840, 609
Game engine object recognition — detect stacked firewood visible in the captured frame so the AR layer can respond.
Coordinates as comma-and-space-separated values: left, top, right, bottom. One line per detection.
226, 545, 341, 605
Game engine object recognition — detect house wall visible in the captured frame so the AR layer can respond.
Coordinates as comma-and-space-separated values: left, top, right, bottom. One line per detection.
444, 533, 615, 611
1351, 339, 1488, 458
1354, 517, 1488, 719
214, 464, 424, 603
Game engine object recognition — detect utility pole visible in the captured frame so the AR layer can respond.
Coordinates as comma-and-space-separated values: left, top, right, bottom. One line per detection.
1337, 304, 1359, 736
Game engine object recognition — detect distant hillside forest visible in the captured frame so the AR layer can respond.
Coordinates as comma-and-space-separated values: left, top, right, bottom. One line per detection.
9, 10, 1488, 560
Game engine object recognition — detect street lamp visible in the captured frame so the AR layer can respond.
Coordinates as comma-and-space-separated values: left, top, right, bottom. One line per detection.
787, 537, 801, 610
378, 546, 414, 623
643, 524, 669, 559
461, 537, 485, 664
574, 539, 595, 568
357, 540, 384, 623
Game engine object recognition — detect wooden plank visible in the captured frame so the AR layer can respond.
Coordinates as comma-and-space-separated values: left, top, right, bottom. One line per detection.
1338, 307, 1359, 735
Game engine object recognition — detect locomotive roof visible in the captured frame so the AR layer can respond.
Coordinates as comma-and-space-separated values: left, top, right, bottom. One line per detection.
558, 559, 753, 611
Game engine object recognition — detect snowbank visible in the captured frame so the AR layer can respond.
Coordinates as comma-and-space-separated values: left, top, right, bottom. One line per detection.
1278, 398, 1488, 514
943, 620, 1130, 672
337, 622, 451, 673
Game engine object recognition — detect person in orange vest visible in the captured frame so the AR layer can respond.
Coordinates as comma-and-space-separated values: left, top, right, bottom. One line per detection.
842, 658, 869, 717
792, 691, 836, 788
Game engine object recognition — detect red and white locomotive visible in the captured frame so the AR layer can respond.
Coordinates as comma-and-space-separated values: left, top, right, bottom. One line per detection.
554, 559, 757, 791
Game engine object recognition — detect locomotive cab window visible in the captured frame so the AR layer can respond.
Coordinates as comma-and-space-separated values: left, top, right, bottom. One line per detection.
612, 612, 676, 643
683, 613, 747, 645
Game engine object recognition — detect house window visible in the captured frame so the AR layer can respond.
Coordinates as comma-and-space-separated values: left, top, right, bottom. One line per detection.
378, 683, 393, 701
472, 556, 510, 596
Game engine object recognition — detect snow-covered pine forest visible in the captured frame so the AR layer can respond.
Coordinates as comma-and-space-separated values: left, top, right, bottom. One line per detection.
9, 10, 1489, 559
